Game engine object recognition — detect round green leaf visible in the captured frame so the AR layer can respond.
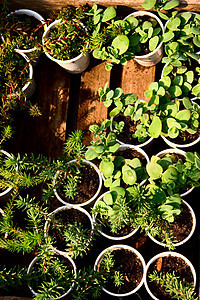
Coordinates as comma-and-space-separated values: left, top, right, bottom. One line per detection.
111, 35, 129, 55
149, 36, 159, 52
146, 162, 163, 180
102, 6, 116, 22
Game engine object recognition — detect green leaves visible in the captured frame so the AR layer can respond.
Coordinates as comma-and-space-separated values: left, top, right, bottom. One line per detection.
146, 161, 163, 180
149, 36, 159, 52
149, 116, 162, 138
162, 0, 180, 10
111, 35, 129, 55
142, 0, 157, 10
101, 6, 116, 22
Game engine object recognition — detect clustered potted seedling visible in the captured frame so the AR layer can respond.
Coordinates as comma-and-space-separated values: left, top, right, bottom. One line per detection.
0, 0, 199, 299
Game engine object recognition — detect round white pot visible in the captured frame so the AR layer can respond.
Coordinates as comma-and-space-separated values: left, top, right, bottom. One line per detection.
92, 192, 139, 241
53, 159, 102, 208
27, 253, 76, 299
0, 150, 13, 202
44, 205, 94, 256
148, 199, 196, 248
154, 148, 194, 197
4, 9, 46, 65
110, 116, 154, 149
124, 11, 164, 67
94, 244, 146, 297
42, 19, 90, 73
144, 251, 196, 300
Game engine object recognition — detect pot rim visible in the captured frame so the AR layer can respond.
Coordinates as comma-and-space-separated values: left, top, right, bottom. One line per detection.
92, 191, 140, 240
27, 253, 77, 299
42, 18, 88, 63
144, 251, 196, 300
94, 244, 146, 297
53, 159, 102, 207
44, 205, 94, 256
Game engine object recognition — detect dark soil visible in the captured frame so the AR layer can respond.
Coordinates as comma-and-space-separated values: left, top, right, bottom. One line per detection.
113, 113, 151, 145
103, 248, 144, 294
115, 148, 147, 164
147, 255, 194, 299
155, 202, 193, 244
48, 208, 92, 251
59, 163, 99, 204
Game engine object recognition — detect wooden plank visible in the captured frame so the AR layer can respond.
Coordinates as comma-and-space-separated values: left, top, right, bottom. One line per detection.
0, 298, 32, 300
120, 60, 156, 101
8, 0, 200, 14
77, 61, 110, 146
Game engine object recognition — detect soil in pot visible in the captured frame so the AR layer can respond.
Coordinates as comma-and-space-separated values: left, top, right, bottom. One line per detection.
58, 163, 99, 205
98, 216, 135, 238
3, 14, 44, 50
103, 248, 144, 294
154, 202, 193, 244
115, 148, 147, 165
48, 208, 92, 252
167, 127, 200, 145
113, 113, 150, 145
147, 255, 194, 299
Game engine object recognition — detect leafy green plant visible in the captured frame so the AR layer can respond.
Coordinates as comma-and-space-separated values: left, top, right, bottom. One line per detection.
149, 270, 198, 300
88, 5, 163, 70
142, 0, 180, 20
42, 6, 92, 60
162, 12, 200, 66
146, 151, 200, 195
162, 62, 200, 99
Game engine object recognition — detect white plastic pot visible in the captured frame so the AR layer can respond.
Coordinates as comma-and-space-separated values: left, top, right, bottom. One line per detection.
144, 251, 196, 300
110, 116, 154, 149
154, 148, 194, 197
147, 199, 196, 248
0, 150, 13, 202
94, 244, 146, 297
44, 205, 94, 256
53, 159, 102, 208
42, 19, 90, 73
5, 9, 46, 65
92, 192, 140, 241
124, 11, 164, 66
27, 253, 77, 299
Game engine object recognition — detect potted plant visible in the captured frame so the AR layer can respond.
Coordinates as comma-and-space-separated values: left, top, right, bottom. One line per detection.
42, 6, 91, 73
162, 12, 200, 67
97, 83, 155, 147
94, 244, 146, 297
144, 251, 198, 300
44, 205, 94, 258
146, 149, 200, 196
92, 186, 141, 240
0, 149, 14, 202
27, 252, 77, 299
1, 8, 46, 65
85, 120, 149, 188
161, 61, 200, 100
89, 5, 164, 69
53, 158, 102, 208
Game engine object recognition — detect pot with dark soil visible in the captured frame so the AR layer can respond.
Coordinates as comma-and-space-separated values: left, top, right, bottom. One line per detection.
94, 244, 146, 297
53, 159, 102, 208
44, 205, 94, 258
148, 199, 196, 248
92, 187, 140, 241
27, 253, 76, 299
144, 251, 197, 300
